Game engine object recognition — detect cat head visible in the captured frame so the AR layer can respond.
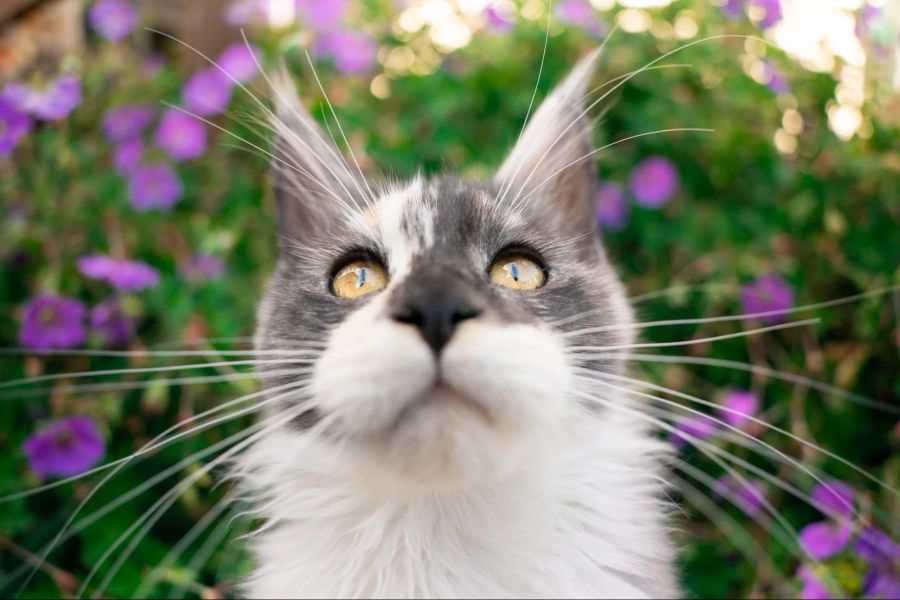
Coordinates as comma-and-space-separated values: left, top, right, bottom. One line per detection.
255, 52, 634, 485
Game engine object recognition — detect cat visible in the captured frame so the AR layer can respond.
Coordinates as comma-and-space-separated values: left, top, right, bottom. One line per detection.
238, 50, 680, 598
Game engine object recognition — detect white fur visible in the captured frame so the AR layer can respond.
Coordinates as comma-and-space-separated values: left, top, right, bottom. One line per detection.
239, 398, 676, 598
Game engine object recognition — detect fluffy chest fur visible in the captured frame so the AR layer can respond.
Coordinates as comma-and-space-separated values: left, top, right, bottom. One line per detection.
240, 406, 676, 599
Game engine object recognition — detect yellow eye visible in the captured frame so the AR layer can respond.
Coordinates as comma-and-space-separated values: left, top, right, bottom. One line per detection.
489, 255, 546, 291
332, 260, 387, 298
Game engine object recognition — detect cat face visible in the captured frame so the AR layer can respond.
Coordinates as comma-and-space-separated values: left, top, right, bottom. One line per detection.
256, 54, 633, 484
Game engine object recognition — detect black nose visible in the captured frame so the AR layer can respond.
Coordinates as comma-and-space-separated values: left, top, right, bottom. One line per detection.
392, 296, 482, 354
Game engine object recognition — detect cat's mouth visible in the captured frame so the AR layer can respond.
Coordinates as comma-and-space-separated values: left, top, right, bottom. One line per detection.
391, 380, 493, 430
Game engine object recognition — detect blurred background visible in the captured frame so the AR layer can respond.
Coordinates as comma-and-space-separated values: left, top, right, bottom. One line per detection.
0, 0, 898, 598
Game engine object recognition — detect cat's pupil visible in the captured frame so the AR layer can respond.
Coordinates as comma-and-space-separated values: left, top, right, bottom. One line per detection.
509, 263, 520, 281
355, 267, 367, 288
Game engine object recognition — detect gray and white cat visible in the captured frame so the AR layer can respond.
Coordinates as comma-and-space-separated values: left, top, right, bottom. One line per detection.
239, 52, 679, 598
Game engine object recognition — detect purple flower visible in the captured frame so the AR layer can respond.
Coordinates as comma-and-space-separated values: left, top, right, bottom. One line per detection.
128, 163, 183, 211
810, 480, 855, 520
669, 414, 717, 448
798, 480, 856, 559
18, 294, 87, 350
218, 43, 262, 83
762, 60, 789, 94
101, 104, 154, 142
719, 390, 758, 428
315, 31, 377, 74
3, 75, 82, 121
296, 0, 345, 31
179, 254, 225, 282
854, 527, 900, 599
23, 416, 105, 478
629, 156, 680, 208
90, 297, 134, 347
797, 565, 831, 600
154, 109, 207, 161
713, 475, 767, 518
182, 69, 233, 117
89, 0, 138, 41
740, 274, 795, 323
721, 0, 744, 20
750, 0, 781, 28
113, 138, 144, 174
800, 521, 852, 560
484, 5, 515, 32
0, 98, 31, 157
864, 570, 900, 600
856, 528, 900, 564
78, 254, 160, 292
595, 182, 629, 231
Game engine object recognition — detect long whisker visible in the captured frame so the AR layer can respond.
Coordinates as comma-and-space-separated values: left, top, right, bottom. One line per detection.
1, 377, 310, 507
301, 48, 379, 207
0, 358, 316, 391
513, 127, 715, 212
573, 388, 846, 596
494, 0, 562, 206
667, 470, 789, 596
604, 352, 900, 415
131, 494, 235, 598
506, 34, 778, 210
0, 366, 311, 400
579, 370, 900, 504
547, 283, 900, 330
565, 317, 819, 350
147, 28, 360, 216
80, 398, 316, 599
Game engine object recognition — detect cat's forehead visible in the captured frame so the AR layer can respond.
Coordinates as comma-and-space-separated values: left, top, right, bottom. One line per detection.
365, 177, 525, 275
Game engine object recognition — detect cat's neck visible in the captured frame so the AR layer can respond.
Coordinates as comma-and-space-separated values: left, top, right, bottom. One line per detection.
239, 409, 677, 598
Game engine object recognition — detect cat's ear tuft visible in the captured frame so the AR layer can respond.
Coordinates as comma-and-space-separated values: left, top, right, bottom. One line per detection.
269, 69, 366, 244
493, 51, 601, 236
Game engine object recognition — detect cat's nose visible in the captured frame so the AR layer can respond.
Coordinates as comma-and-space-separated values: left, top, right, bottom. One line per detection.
392, 296, 482, 354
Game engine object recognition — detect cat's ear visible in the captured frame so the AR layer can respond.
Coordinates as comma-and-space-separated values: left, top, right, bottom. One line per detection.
269, 71, 367, 243
493, 51, 600, 236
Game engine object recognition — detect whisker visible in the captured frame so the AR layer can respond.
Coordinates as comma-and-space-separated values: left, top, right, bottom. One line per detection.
301, 48, 379, 207
667, 470, 789, 596
578, 370, 900, 504
0, 345, 323, 359
147, 28, 361, 215
494, 0, 566, 207
0, 358, 316, 391
512, 127, 714, 211
0, 366, 312, 400
1, 379, 307, 503
166, 501, 245, 599
80, 400, 314, 599
607, 352, 900, 416
564, 317, 819, 350
505, 34, 779, 210
131, 494, 235, 598
548, 283, 900, 330
573, 388, 847, 596
17, 384, 312, 597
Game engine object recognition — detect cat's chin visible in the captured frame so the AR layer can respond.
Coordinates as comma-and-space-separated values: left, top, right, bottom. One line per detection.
359, 381, 530, 486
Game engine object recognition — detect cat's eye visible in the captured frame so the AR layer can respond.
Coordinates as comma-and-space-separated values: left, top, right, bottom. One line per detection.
331, 259, 387, 298
489, 254, 546, 291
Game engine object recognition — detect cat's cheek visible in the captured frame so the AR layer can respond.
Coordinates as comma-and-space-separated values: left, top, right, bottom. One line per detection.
442, 321, 572, 434
311, 299, 435, 437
